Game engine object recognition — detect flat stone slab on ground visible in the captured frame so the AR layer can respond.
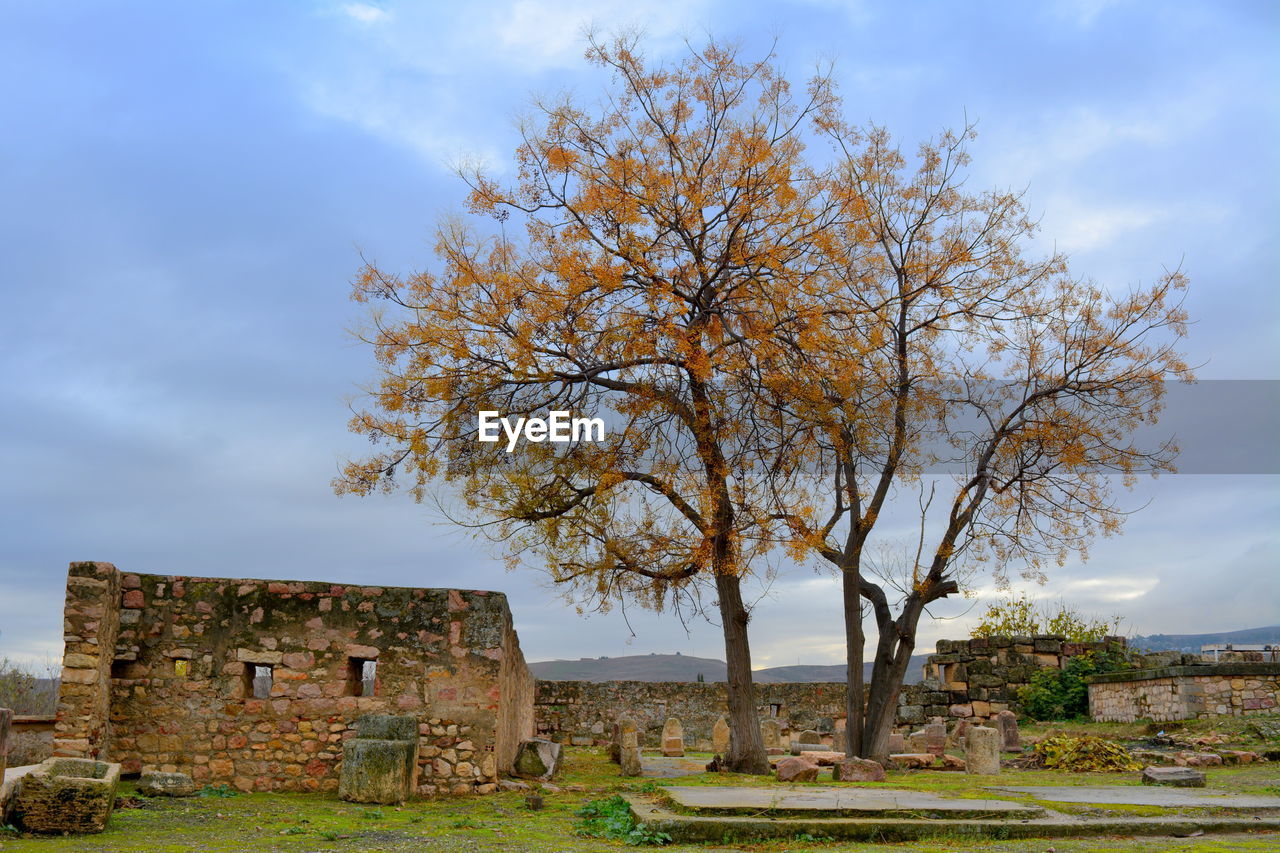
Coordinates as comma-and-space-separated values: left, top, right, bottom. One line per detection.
988, 786, 1280, 809
663, 785, 1043, 819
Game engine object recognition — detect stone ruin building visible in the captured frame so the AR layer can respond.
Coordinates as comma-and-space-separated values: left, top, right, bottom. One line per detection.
54, 561, 534, 796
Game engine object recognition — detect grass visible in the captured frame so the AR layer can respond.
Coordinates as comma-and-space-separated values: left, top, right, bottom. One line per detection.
0, 740, 1275, 852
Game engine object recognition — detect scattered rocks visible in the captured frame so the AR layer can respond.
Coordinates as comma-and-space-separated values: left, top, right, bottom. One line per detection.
1175, 751, 1223, 768
1141, 766, 1206, 787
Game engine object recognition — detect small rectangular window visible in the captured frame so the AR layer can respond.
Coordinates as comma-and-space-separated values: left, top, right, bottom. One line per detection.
243, 664, 273, 699
346, 657, 377, 697
110, 659, 130, 679
174, 659, 189, 677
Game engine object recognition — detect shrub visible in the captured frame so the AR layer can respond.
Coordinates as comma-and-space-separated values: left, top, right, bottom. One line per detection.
575, 795, 672, 846
971, 594, 1121, 642
1018, 649, 1132, 721
1032, 734, 1141, 771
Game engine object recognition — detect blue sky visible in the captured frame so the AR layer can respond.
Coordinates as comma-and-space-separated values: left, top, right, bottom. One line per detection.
2, 1, 1277, 668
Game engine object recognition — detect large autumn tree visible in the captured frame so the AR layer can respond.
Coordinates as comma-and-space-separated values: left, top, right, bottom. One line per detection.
336, 36, 844, 773
773, 124, 1191, 759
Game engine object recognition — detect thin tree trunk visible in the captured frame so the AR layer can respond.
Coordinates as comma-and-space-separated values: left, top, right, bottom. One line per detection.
715, 571, 770, 774
862, 625, 914, 761
841, 565, 865, 757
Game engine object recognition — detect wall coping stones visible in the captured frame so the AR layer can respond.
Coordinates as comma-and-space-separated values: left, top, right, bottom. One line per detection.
1085, 662, 1280, 684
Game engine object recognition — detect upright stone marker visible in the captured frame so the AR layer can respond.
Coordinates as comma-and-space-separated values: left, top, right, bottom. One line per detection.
760, 719, 783, 752
619, 730, 643, 777
0, 707, 11, 781
610, 716, 637, 764
923, 721, 947, 757
711, 716, 731, 756
887, 732, 905, 754
995, 710, 1021, 752
661, 717, 685, 757
340, 714, 420, 804
964, 725, 1001, 775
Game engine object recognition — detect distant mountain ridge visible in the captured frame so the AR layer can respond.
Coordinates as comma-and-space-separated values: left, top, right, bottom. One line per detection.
1129, 625, 1280, 654
528, 653, 929, 684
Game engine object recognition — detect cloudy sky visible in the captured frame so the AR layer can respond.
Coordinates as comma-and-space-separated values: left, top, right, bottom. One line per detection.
2, 1, 1277, 669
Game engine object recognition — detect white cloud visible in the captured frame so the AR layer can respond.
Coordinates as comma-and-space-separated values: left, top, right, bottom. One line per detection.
340, 3, 389, 25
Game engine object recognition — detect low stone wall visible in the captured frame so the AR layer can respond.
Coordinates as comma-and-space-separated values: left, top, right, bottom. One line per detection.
1086, 663, 1280, 722
534, 681, 847, 749
901, 636, 1124, 725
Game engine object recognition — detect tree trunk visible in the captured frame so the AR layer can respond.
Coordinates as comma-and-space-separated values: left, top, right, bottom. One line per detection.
715, 571, 770, 774
861, 622, 915, 761
841, 565, 865, 757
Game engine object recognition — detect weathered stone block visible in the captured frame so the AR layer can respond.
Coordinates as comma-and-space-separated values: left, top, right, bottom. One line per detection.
1141, 766, 1206, 787
137, 771, 196, 797
340, 738, 418, 804
963, 726, 1000, 775
711, 716, 730, 755
995, 709, 1020, 751
512, 738, 562, 781
759, 719, 782, 749
355, 714, 419, 742
775, 756, 819, 782
833, 756, 886, 782
13, 758, 121, 834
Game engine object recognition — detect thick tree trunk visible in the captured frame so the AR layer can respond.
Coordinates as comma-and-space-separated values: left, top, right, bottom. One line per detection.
841, 566, 865, 757
715, 571, 770, 774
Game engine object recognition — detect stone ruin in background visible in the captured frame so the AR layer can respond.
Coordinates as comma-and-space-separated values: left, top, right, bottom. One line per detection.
53, 561, 535, 797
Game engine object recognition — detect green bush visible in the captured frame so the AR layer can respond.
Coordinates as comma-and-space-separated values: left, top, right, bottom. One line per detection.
575, 795, 672, 846
1018, 649, 1132, 721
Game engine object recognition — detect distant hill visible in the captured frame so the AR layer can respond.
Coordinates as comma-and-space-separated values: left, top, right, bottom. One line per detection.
528, 653, 930, 684
1129, 625, 1280, 654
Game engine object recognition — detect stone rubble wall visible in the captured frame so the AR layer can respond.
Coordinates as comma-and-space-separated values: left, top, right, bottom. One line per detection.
1086, 663, 1280, 722
534, 681, 847, 749
55, 562, 533, 796
896, 635, 1125, 726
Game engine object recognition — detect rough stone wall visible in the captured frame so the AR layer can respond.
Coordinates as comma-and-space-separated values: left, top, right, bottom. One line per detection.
897, 635, 1125, 725
54, 562, 121, 759
1087, 663, 1280, 722
534, 681, 847, 748
55, 562, 533, 796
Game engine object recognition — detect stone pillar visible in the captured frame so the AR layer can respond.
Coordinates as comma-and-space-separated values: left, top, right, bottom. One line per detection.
964, 726, 1000, 775
711, 716, 730, 755
54, 562, 122, 759
619, 730, 642, 777
0, 707, 11, 779
611, 717, 637, 764
995, 710, 1020, 752
660, 718, 684, 757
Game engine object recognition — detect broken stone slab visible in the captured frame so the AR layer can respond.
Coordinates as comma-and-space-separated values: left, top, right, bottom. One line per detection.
1141, 766, 1206, 787
799, 750, 845, 767
13, 757, 121, 834
964, 725, 1000, 775
513, 738, 563, 781
888, 753, 935, 769
775, 756, 819, 783
832, 756, 886, 782
137, 771, 196, 797
939, 754, 966, 771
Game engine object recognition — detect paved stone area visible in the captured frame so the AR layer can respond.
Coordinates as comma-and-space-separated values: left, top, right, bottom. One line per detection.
664, 785, 1042, 817
989, 785, 1280, 809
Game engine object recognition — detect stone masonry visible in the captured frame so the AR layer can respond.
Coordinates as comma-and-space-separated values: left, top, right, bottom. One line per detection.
55, 561, 534, 796
1087, 663, 1280, 722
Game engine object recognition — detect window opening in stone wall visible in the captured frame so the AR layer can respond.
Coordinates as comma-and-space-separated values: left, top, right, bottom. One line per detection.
174, 659, 189, 677
110, 659, 130, 679
346, 657, 377, 696
244, 664, 273, 699
769, 703, 782, 717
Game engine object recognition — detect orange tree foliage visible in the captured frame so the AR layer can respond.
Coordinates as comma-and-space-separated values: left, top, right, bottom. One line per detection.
769, 121, 1190, 758
336, 36, 845, 774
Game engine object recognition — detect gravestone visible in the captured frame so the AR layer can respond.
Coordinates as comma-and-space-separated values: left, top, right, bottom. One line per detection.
760, 719, 783, 752
922, 721, 947, 757
948, 719, 971, 749
340, 714, 421, 804
964, 725, 1000, 775
13, 757, 121, 834
661, 717, 685, 757
610, 716, 637, 764
887, 732, 905, 754
995, 709, 1020, 752
905, 730, 928, 753
712, 716, 731, 756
